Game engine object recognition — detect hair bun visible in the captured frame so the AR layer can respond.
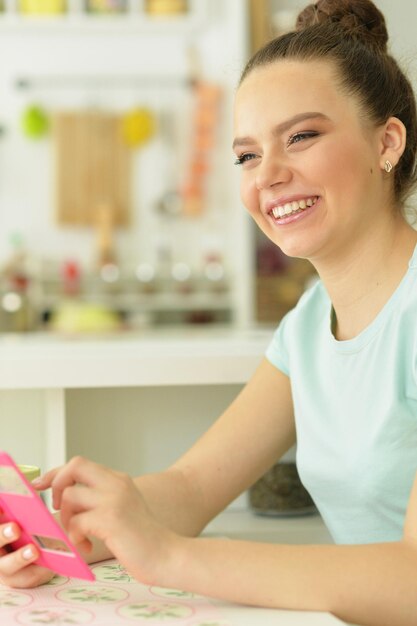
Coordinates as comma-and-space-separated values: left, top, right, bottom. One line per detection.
296, 0, 389, 53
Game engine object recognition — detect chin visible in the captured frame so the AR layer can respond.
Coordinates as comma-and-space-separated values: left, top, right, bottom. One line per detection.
269, 237, 311, 261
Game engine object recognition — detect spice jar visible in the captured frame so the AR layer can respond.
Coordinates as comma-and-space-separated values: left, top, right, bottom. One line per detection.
145, 0, 188, 16
249, 462, 317, 517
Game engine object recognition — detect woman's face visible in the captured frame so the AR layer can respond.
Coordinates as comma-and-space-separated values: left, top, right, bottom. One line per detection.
233, 59, 389, 264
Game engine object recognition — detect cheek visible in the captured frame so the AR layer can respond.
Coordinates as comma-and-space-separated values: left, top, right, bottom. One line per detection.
315, 137, 370, 184
309, 148, 345, 181
240, 175, 258, 216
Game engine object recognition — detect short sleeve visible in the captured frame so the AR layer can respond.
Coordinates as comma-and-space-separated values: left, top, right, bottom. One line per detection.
265, 309, 293, 376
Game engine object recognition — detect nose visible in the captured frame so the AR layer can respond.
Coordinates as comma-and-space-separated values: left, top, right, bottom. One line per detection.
255, 155, 292, 191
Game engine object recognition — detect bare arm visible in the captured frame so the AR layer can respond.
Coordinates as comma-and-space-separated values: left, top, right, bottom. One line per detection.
19, 352, 417, 625
88, 357, 294, 553
150, 446, 417, 626
133, 358, 296, 536
7, 358, 417, 625
163, 528, 417, 626
43, 446, 417, 626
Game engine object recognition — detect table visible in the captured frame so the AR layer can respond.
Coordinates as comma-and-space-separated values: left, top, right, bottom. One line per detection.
0, 559, 347, 625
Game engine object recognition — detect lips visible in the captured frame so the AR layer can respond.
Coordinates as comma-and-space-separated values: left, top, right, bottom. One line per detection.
267, 196, 319, 220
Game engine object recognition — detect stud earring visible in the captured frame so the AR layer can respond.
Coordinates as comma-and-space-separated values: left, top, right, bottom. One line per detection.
384, 160, 393, 173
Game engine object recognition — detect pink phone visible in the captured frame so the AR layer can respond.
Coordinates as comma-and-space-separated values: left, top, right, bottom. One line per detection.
0, 452, 94, 581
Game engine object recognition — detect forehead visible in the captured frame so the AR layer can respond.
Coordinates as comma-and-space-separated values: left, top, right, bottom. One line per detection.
234, 59, 363, 132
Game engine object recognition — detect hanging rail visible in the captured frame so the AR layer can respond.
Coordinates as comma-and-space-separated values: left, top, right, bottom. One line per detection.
14, 75, 192, 91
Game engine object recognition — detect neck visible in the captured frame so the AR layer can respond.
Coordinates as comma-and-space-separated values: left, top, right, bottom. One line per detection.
312, 215, 417, 340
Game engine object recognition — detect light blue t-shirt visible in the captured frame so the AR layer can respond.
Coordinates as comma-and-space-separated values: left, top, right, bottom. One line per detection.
266, 245, 417, 544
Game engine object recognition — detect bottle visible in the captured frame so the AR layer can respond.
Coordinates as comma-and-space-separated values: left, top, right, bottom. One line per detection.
94, 202, 120, 293
0, 233, 34, 332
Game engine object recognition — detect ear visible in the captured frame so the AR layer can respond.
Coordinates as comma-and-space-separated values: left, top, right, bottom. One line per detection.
378, 116, 406, 170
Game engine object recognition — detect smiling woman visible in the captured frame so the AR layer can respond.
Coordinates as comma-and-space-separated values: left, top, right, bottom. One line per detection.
2, 2, 417, 626
233, 56, 407, 264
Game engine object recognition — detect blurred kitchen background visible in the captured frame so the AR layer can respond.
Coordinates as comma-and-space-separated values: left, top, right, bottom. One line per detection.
0, 0, 314, 337
0, 0, 415, 336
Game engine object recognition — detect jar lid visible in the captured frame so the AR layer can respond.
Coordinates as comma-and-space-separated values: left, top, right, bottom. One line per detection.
18, 465, 41, 482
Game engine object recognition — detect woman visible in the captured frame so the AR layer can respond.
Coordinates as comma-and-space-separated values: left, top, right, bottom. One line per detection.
1, 1, 417, 624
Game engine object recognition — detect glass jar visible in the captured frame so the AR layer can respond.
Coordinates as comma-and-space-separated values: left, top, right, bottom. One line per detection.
249, 462, 317, 517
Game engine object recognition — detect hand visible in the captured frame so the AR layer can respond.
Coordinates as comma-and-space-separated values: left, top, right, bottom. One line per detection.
36, 456, 179, 585
0, 519, 54, 588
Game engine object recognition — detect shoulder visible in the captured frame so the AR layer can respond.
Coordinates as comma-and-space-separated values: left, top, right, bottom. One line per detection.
265, 278, 329, 374
271, 277, 329, 337
287, 277, 329, 328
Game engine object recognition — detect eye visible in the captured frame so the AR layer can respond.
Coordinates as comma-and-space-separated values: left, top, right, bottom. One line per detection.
287, 130, 319, 148
234, 152, 257, 166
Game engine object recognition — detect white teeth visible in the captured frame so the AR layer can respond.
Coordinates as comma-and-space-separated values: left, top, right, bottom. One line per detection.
270, 196, 317, 219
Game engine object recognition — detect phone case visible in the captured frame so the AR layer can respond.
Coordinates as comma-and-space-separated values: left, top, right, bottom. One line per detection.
0, 451, 94, 581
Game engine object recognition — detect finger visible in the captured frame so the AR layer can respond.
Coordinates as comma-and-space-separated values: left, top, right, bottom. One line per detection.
0, 559, 53, 589
0, 544, 39, 578
67, 511, 98, 552
60, 484, 96, 532
72, 537, 93, 554
51, 456, 113, 510
60, 485, 96, 553
31, 466, 62, 491
0, 523, 20, 549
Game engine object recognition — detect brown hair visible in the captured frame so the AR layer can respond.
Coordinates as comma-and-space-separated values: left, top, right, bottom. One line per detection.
240, 0, 417, 207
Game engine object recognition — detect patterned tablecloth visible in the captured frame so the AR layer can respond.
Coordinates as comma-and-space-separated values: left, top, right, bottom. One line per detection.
0, 559, 345, 626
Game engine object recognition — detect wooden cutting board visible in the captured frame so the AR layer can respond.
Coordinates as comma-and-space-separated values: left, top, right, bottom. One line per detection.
53, 111, 131, 226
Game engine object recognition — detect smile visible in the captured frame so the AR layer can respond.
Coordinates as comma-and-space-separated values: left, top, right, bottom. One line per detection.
269, 196, 318, 219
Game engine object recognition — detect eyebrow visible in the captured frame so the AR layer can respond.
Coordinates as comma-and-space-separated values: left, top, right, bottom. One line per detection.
232, 111, 331, 150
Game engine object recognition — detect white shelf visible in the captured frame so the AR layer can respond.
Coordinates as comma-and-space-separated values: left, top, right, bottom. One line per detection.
0, 15, 205, 34
204, 509, 333, 545
0, 0, 207, 33
36, 291, 233, 313
0, 327, 272, 389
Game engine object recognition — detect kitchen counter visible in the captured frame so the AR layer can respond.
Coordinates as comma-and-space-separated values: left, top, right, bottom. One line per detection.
0, 327, 271, 389
205, 509, 333, 544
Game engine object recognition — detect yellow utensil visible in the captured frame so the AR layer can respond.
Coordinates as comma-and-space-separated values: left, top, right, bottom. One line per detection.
121, 108, 156, 148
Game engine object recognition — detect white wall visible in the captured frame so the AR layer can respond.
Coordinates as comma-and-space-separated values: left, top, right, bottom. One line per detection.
0, 389, 46, 468
65, 385, 242, 475
269, 0, 417, 68
376, 0, 417, 61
